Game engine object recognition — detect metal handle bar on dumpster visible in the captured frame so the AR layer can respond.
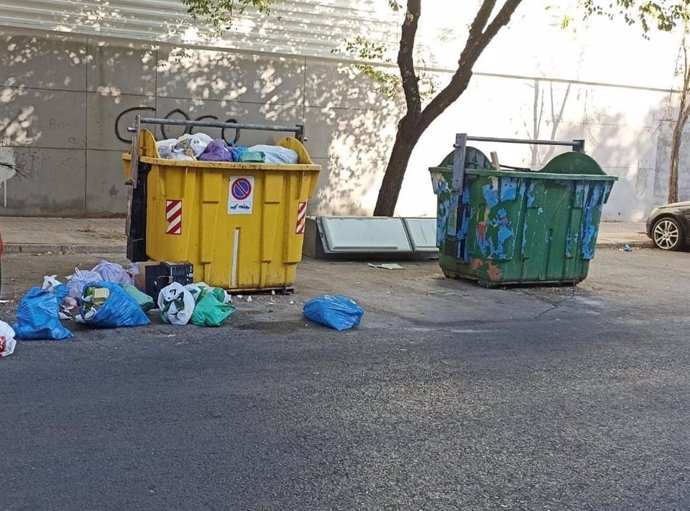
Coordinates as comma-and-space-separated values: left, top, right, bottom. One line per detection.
450, 133, 585, 192
126, 115, 306, 189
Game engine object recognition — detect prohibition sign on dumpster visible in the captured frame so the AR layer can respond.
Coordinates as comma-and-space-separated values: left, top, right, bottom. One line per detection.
231, 177, 252, 200
228, 176, 255, 215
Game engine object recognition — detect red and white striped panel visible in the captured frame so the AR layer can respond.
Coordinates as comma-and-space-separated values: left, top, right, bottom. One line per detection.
166, 199, 182, 235
295, 202, 307, 234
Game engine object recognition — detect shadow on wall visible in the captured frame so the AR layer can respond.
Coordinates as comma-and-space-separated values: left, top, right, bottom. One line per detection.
4, 27, 681, 220
0, 34, 84, 211
118, 48, 307, 145
306, 64, 401, 216
0, 28, 400, 216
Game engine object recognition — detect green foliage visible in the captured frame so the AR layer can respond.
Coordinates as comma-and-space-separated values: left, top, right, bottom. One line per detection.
181, 0, 278, 29
331, 37, 400, 98
331, 36, 437, 101
560, 14, 574, 28
580, 0, 690, 33
182, 0, 436, 101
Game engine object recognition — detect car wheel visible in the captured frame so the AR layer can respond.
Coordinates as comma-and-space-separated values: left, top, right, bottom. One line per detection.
652, 217, 685, 251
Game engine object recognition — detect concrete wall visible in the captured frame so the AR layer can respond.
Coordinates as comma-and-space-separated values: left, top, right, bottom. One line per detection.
0, 28, 688, 221
398, 76, 684, 223
0, 32, 400, 217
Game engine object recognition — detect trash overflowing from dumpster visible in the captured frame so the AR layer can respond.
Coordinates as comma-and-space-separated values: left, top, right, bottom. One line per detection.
1, 255, 361, 352
155, 131, 300, 164
158, 282, 196, 326
156, 281, 235, 327
303, 295, 364, 331
66, 267, 102, 300
0, 118, 365, 355
123, 118, 320, 292
14, 283, 74, 340
6, 258, 242, 337
78, 281, 151, 328
0, 321, 16, 358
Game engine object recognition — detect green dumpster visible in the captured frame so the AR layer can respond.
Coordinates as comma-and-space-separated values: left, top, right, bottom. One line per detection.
430, 136, 617, 287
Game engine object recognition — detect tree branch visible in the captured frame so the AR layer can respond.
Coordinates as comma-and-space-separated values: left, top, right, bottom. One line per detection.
467, 0, 497, 41
479, 0, 522, 47
397, 0, 422, 118
419, 0, 522, 129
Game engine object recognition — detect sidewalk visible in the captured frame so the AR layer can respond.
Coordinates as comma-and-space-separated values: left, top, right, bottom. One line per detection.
593, 221, 652, 248
0, 217, 652, 254
1, 217, 126, 254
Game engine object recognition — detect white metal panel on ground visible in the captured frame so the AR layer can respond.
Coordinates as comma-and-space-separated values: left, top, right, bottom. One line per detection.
402, 217, 437, 253
0, 0, 401, 61
320, 217, 412, 253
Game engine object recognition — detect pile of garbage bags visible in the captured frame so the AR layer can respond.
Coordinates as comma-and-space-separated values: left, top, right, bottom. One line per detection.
156, 133, 299, 164
8, 260, 235, 342
0, 258, 366, 358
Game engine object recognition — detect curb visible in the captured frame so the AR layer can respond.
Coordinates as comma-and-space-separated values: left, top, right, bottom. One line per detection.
595, 240, 654, 249
4, 243, 126, 255
4, 241, 654, 255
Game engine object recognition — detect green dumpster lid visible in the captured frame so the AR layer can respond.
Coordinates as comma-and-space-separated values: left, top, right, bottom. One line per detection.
431, 146, 616, 181
539, 151, 607, 176
438, 146, 494, 170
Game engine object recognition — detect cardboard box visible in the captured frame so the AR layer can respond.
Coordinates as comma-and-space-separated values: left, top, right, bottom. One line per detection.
134, 261, 194, 300
133, 261, 161, 292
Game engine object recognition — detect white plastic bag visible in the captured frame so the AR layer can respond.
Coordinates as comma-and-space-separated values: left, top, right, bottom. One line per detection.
41, 275, 62, 292
66, 267, 103, 299
92, 260, 134, 285
156, 138, 179, 159
0, 321, 16, 358
175, 133, 213, 158
158, 282, 195, 325
247, 145, 298, 164
184, 283, 204, 303
185, 282, 232, 304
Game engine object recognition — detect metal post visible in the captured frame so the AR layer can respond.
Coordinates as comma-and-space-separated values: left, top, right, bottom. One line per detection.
129, 115, 141, 189
448, 133, 468, 238
137, 118, 304, 138
466, 136, 585, 150
452, 133, 467, 192
295, 124, 305, 142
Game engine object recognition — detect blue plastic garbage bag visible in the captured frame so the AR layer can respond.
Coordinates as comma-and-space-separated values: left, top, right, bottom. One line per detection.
80, 281, 150, 328
303, 295, 364, 331
14, 285, 73, 340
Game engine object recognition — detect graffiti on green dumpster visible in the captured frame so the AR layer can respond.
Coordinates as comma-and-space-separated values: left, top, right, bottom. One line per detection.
482, 180, 499, 209
430, 147, 617, 286
435, 176, 452, 248
580, 181, 607, 260
470, 258, 502, 282
476, 207, 515, 261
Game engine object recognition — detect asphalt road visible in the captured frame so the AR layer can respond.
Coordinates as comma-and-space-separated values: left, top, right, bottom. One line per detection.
0, 249, 688, 510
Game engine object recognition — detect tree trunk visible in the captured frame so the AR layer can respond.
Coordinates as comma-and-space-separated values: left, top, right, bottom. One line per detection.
668, 120, 682, 203
373, 118, 422, 216
372, 0, 522, 216
668, 38, 690, 204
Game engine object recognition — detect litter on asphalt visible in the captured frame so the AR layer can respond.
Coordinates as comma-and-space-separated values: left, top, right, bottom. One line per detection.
303, 295, 364, 331
368, 263, 404, 270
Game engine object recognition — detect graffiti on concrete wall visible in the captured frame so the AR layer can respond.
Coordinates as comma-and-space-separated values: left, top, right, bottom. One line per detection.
114, 107, 240, 144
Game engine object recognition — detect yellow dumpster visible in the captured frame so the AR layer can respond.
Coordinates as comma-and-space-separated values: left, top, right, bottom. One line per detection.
123, 121, 321, 292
